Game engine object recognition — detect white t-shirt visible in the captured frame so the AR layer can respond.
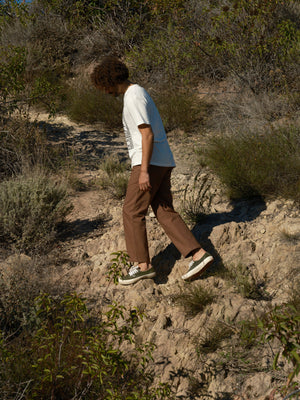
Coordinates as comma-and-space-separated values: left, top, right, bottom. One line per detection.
122, 84, 176, 168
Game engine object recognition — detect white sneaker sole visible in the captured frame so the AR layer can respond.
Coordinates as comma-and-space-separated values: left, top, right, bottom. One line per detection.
118, 271, 156, 285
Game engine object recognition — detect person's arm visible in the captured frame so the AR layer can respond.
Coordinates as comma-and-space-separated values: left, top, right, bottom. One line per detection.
138, 123, 154, 191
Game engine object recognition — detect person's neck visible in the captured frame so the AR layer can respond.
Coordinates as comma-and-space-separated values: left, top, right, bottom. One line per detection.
118, 80, 133, 95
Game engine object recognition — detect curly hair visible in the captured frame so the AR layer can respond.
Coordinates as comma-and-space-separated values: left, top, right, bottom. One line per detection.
91, 56, 129, 89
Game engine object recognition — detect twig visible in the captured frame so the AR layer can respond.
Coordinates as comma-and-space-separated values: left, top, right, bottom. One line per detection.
283, 388, 300, 400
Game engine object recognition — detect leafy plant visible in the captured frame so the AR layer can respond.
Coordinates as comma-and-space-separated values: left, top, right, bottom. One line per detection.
0, 45, 26, 115
0, 292, 174, 399
107, 251, 130, 285
258, 303, 300, 388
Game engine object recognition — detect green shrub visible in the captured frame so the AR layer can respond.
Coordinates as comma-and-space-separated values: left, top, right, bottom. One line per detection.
127, 23, 201, 86
0, 45, 26, 115
0, 172, 72, 253
258, 303, 300, 388
189, 0, 300, 91
205, 125, 300, 201
0, 254, 49, 334
0, 292, 174, 399
64, 81, 122, 129
153, 88, 209, 132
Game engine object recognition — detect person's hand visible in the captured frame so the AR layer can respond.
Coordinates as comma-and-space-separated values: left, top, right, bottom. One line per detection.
139, 171, 152, 192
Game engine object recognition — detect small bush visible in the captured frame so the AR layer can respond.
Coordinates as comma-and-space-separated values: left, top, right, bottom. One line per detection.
0, 172, 72, 253
0, 254, 50, 334
98, 154, 129, 199
0, 292, 174, 399
64, 79, 122, 129
153, 88, 209, 132
173, 283, 215, 317
0, 118, 52, 179
197, 321, 234, 355
181, 172, 215, 225
205, 125, 300, 201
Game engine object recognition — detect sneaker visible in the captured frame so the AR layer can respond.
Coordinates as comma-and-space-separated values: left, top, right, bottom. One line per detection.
182, 252, 213, 281
118, 265, 156, 285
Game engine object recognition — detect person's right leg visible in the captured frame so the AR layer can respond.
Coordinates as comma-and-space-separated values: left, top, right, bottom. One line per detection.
123, 166, 151, 265
122, 165, 172, 265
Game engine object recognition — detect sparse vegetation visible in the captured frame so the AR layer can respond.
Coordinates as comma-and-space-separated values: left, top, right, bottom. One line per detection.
224, 262, 268, 300
197, 321, 234, 355
173, 283, 215, 317
64, 80, 123, 129
97, 154, 129, 199
181, 172, 215, 225
0, 292, 174, 400
0, 0, 299, 398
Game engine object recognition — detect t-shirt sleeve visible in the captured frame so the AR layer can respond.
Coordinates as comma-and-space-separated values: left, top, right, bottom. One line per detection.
126, 94, 151, 127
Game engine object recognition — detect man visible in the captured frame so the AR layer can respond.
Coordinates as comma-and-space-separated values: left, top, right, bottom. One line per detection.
91, 56, 213, 285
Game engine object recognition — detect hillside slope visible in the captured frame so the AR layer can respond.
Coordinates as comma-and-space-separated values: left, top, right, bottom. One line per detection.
5, 112, 299, 399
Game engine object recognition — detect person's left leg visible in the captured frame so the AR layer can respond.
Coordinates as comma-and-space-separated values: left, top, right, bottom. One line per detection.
150, 167, 213, 280
150, 167, 200, 257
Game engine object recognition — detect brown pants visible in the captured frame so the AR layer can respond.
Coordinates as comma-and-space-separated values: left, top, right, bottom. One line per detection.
123, 165, 201, 264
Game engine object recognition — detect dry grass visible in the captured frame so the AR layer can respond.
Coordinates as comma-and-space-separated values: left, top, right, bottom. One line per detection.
97, 154, 129, 199
173, 283, 215, 317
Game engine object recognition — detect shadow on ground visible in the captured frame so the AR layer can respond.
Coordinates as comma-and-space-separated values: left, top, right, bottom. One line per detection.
57, 214, 110, 241
152, 197, 266, 284
38, 120, 127, 169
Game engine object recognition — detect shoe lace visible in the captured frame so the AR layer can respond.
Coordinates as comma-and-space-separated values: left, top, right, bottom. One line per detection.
188, 260, 194, 270
128, 265, 140, 276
